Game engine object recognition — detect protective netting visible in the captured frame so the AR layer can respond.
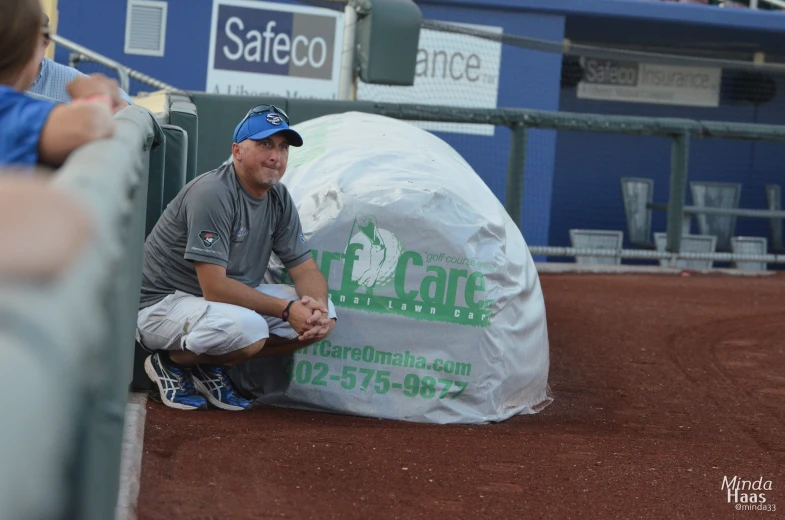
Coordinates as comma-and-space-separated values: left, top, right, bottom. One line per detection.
356, 20, 503, 136
375, 18, 785, 116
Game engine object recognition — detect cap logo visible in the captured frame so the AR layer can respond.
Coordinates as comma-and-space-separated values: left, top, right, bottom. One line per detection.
266, 113, 283, 126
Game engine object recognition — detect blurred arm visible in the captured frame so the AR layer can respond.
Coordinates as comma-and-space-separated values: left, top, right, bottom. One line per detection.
37, 102, 114, 167
0, 175, 91, 279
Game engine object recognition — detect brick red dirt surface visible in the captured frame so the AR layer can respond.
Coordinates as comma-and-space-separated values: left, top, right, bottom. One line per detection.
138, 273, 785, 520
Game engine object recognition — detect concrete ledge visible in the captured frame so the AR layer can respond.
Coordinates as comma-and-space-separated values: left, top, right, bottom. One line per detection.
535, 262, 777, 277
115, 392, 148, 520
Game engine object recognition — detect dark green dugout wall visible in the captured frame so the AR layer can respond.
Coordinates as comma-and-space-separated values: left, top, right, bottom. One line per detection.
144, 92, 382, 241
188, 92, 379, 175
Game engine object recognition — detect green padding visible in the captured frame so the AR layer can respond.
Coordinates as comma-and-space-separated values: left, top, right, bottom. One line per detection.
161, 124, 188, 209
170, 100, 198, 182
189, 92, 288, 174
169, 93, 192, 105
287, 99, 380, 125
145, 136, 165, 237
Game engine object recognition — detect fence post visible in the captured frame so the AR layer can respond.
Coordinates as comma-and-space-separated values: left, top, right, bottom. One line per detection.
666, 131, 690, 257
505, 123, 528, 228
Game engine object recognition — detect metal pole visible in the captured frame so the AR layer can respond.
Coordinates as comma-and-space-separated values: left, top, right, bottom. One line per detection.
757, 0, 785, 9
338, 4, 358, 101
52, 35, 131, 93
505, 123, 528, 228
666, 132, 690, 256
751, 0, 759, 8
647, 203, 785, 219
71, 53, 184, 93
526, 246, 784, 264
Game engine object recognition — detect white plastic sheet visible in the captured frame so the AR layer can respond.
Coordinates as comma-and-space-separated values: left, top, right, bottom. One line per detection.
232, 112, 551, 423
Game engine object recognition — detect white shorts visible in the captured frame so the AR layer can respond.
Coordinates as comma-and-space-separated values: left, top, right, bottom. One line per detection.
136, 284, 337, 357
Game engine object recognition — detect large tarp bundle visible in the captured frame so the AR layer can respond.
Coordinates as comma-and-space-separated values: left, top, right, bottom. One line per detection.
231, 112, 551, 423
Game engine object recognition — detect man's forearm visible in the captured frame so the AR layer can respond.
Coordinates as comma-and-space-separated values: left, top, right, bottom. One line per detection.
203, 276, 289, 317
293, 268, 329, 306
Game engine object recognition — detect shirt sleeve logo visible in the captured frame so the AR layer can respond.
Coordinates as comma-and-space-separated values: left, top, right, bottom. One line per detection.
233, 226, 250, 241
199, 230, 221, 248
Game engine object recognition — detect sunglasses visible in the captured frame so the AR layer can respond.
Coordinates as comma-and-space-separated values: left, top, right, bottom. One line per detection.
238, 104, 290, 127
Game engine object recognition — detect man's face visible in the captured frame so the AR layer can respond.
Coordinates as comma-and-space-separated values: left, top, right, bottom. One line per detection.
19, 32, 48, 89
37, 33, 49, 68
233, 132, 290, 191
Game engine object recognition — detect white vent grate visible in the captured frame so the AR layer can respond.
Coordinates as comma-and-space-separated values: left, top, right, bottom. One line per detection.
124, 0, 167, 57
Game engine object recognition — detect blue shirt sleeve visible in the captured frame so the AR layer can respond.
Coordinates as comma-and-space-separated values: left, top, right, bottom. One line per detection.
120, 88, 134, 105
29, 59, 134, 105
0, 87, 56, 167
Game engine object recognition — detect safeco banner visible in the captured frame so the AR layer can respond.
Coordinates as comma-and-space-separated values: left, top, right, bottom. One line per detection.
577, 58, 721, 107
206, 0, 343, 99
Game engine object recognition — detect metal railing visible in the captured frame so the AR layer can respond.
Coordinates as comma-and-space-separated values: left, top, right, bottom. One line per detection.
69, 53, 186, 94
526, 246, 785, 264
750, 0, 785, 10
51, 33, 185, 94
373, 103, 785, 262
0, 106, 163, 520
50, 34, 131, 92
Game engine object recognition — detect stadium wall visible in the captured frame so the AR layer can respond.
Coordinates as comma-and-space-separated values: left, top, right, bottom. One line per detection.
56, 0, 785, 249
551, 78, 785, 249
548, 4, 785, 248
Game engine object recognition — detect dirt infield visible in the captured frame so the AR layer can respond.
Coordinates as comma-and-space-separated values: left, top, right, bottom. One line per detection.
138, 273, 785, 519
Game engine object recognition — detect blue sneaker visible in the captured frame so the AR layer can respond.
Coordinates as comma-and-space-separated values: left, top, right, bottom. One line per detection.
192, 365, 252, 411
144, 352, 208, 411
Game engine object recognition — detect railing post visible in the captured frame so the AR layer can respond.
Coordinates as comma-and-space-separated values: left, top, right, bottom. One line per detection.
338, 3, 358, 100
67, 51, 130, 93
666, 131, 690, 257
505, 123, 528, 228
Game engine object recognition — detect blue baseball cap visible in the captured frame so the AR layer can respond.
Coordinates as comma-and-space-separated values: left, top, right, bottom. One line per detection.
232, 106, 303, 147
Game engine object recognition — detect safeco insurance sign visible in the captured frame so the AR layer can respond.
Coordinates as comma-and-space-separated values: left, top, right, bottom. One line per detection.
577, 58, 721, 108
206, 0, 343, 99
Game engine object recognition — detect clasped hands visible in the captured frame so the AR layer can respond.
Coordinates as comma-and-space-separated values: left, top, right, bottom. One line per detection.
286, 296, 334, 341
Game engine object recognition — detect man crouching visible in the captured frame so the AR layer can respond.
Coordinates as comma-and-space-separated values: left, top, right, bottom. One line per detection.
137, 105, 336, 411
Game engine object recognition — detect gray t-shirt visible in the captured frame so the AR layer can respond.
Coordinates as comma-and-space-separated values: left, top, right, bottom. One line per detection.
139, 163, 311, 309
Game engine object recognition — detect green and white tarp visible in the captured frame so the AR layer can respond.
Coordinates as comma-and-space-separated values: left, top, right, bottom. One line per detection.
232, 112, 551, 423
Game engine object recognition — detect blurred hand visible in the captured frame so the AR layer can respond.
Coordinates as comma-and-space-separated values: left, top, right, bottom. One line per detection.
67, 74, 123, 110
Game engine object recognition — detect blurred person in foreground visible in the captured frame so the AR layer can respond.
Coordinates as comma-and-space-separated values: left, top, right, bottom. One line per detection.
137, 105, 336, 411
28, 13, 133, 106
0, 173, 90, 279
0, 0, 122, 168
